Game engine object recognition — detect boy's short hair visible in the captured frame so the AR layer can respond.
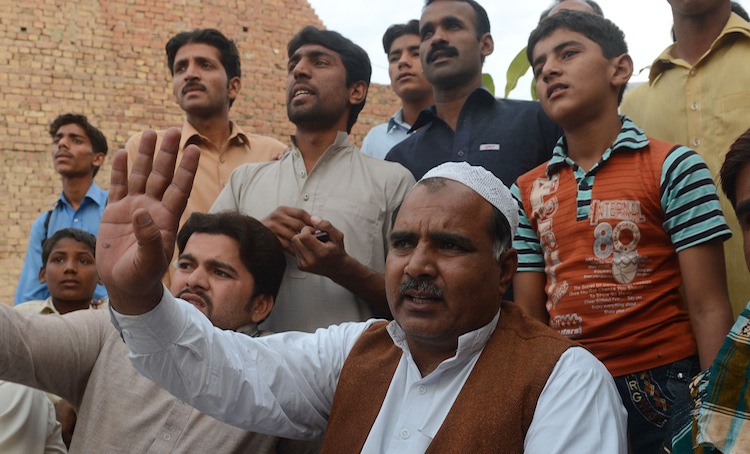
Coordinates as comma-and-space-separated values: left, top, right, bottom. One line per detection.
527, 10, 628, 104
287, 26, 371, 133
382, 20, 420, 54
720, 128, 750, 210
49, 113, 108, 176
41, 228, 97, 266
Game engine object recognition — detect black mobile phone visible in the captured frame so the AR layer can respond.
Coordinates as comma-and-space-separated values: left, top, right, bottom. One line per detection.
313, 230, 330, 243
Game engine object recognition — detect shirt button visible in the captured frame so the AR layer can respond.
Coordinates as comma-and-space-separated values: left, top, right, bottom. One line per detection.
73, 218, 79, 223
457, 150, 464, 157
163, 434, 170, 441
400, 429, 410, 439
693, 138, 701, 147
303, 194, 309, 201
689, 68, 697, 76
299, 170, 306, 178
418, 385, 427, 395
690, 102, 699, 111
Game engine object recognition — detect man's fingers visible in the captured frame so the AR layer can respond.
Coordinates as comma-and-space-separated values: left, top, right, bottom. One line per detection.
145, 128, 182, 200
132, 209, 169, 274
129, 130, 157, 195
276, 206, 313, 224
109, 150, 129, 203
162, 144, 200, 220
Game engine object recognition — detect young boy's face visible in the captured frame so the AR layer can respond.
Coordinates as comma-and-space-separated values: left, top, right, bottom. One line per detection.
531, 28, 619, 127
39, 237, 99, 304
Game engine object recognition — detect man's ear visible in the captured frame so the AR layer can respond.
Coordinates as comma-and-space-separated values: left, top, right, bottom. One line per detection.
348, 81, 368, 106
249, 294, 275, 324
497, 248, 518, 296
38, 266, 47, 284
610, 53, 633, 90
479, 33, 494, 60
92, 152, 106, 169
228, 76, 242, 104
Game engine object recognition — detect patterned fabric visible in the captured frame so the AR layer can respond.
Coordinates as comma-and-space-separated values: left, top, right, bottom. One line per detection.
512, 117, 730, 376
695, 301, 750, 452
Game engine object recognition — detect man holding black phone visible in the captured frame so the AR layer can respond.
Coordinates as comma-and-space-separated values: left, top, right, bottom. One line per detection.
210, 26, 415, 333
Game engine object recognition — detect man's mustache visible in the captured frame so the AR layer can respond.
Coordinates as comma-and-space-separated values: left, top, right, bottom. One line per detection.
426, 44, 459, 63
399, 278, 444, 298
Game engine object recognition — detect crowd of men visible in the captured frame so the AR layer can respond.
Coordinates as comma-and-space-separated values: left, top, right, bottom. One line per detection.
4, 0, 750, 452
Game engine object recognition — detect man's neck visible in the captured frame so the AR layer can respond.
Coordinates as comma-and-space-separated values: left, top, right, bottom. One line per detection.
186, 113, 232, 150
235, 322, 261, 337
51, 298, 91, 315
434, 81, 481, 131
672, 6, 731, 65
407, 339, 457, 378
401, 96, 435, 127
562, 112, 622, 173
293, 128, 342, 173
61, 175, 94, 211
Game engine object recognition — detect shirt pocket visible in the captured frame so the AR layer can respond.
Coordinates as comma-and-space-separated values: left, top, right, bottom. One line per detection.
319, 197, 381, 268
713, 90, 750, 157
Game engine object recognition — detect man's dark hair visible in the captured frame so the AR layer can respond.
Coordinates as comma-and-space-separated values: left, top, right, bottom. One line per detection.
166, 29, 241, 108
720, 128, 750, 209
391, 177, 512, 260
176, 212, 286, 301
732, 1, 750, 21
539, 0, 604, 22
49, 113, 108, 176
41, 228, 97, 266
528, 10, 629, 104
424, 0, 491, 39
383, 20, 421, 54
287, 26, 371, 133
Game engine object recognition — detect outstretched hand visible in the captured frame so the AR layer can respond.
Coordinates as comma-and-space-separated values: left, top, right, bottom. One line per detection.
96, 128, 199, 315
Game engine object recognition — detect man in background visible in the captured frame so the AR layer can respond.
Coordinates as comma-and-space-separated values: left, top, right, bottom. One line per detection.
211, 27, 415, 332
360, 19, 433, 159
125, 29, 287, 285
385, 0, 561, 183
621, 0, 750, 314
15, 114, 108, 304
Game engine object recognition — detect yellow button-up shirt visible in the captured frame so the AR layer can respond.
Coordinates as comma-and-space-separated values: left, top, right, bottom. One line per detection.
621, 13, 750, 315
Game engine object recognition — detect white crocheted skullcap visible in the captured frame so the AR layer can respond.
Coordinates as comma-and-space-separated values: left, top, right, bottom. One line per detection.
419, 162, 519, 236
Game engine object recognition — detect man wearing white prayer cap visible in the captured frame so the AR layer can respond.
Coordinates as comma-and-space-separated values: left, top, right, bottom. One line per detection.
99, 136, 628, 453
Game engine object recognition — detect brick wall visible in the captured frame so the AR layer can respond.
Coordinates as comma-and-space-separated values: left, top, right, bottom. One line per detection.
0, 0, 399, 304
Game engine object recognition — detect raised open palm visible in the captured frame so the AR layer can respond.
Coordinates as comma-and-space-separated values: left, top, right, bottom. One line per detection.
96, 128, 199, 314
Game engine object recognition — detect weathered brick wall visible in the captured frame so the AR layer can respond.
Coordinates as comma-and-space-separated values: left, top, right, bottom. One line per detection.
0, 0, 399, 304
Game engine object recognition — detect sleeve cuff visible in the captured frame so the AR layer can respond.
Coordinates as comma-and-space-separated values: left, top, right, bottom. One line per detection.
109, 284, 188, 354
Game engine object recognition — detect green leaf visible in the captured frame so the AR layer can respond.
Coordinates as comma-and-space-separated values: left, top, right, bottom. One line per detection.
504, 46, 531, 98
482, 73, 495, 96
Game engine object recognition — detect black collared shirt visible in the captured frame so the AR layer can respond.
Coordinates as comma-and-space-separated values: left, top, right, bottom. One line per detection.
385, 88, 562, 186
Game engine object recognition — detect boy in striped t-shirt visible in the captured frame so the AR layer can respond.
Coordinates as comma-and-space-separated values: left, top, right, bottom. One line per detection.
511, 11, 734, 452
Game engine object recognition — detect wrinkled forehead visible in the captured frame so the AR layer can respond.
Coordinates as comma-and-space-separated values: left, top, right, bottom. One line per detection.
397, 180, 489, 224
